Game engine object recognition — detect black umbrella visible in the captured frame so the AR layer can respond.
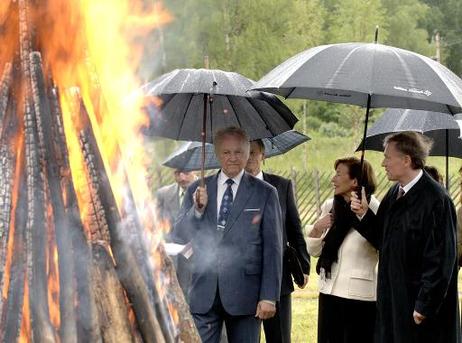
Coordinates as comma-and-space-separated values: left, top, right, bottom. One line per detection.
356, 109, 462, 188
251, 29, 462, 185
141, 68, 298, 186
163, 130, 310, 171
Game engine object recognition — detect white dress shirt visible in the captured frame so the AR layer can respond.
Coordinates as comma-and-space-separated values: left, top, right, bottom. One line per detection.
254, 171, 263, 180
216, 169, 244, 219
400, 169, 423, 195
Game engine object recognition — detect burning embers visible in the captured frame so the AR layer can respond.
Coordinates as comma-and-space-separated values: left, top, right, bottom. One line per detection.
0, 1, 197, 342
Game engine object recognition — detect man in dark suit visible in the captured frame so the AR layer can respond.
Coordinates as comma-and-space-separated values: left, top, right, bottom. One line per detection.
246, 139, 310, 343
173, 127, 283, 343
351, 132, 459, 343
156, 168, 196, 297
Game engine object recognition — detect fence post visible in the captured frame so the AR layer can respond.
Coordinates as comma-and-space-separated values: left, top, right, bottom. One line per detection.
291, 167, 297, 197
314, 169, 321, 219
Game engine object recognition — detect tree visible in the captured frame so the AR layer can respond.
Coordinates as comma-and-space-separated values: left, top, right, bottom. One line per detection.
381, 0, 434, 56
327, 0, 388, 43
421, 0, 462, 75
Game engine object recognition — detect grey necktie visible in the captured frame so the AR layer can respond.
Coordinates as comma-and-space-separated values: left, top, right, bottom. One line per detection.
179, 189, 185, 206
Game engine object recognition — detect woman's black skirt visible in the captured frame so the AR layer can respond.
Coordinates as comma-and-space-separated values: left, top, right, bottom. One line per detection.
317, 293, 376, 343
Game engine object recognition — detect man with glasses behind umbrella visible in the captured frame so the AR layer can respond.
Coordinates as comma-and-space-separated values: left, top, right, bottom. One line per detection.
173, 127, 283, 343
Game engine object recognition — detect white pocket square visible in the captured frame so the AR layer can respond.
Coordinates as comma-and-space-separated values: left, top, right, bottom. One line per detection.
243, 208, 260, 212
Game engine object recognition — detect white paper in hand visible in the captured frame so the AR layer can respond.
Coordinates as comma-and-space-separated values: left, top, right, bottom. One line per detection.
164, 243, 187, 256
164, 242, 194, 259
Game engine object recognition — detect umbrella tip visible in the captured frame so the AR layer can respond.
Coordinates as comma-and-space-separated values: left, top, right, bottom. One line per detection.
374, 26, 379, 44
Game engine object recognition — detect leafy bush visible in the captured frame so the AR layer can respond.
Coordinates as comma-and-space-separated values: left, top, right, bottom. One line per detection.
318, 122, 350, 137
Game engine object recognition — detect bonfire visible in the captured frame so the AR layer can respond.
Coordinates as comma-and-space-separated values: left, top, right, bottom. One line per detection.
0, 0, 198, 342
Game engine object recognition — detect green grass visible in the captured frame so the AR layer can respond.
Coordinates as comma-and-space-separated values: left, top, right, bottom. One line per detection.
261, 266, 320, 343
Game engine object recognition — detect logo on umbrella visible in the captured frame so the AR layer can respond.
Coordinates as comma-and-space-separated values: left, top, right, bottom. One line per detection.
393, 86, 432, 97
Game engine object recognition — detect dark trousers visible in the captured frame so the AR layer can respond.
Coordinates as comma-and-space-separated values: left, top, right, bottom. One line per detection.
263, 294, 292, 343
318, 293, 376, 343
193, 289, 261, 343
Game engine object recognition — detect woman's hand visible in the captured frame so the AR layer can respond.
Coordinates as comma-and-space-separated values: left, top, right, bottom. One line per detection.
309, 213, 332, 238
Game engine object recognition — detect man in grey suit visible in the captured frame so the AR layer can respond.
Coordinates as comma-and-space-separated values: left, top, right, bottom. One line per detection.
156, 169, 197, 228
173, 127, 283, 343
156, 168, 196, 296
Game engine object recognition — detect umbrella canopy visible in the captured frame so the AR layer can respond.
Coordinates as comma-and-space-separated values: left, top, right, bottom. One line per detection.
356, 109, 462, 157
251, 39, 462, 185
142, 68, 298, 142
163, 130, 310, 171
252, 42, 462, 114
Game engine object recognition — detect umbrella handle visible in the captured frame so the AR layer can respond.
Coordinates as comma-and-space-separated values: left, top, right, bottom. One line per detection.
197, 93, 208, 209
358, 94, 372, 200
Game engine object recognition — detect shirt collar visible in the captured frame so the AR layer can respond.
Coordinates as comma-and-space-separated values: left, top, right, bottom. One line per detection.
218, 169, 245, 187
255, 171, 264, 180
401, 169, 423, 194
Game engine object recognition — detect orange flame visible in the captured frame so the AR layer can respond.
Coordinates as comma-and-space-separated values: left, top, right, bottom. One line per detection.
37, 0, 173, 226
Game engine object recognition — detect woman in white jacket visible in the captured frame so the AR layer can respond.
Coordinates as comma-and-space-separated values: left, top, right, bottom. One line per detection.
307, 157, 379, 343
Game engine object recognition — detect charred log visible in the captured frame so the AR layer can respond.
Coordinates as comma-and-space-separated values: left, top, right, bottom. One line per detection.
24, 98, 55, 342
0, 146, 14, 331
0, 63, 12, 129
29, 51, 77, 343
158, 244, 200, 343
91, 243, 135, 343
121, 179, 176, 343
50, 86, 100, 342
2, 143, 27, 343
78, 101, 166, 343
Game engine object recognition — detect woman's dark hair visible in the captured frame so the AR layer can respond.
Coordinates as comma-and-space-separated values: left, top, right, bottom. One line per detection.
334, 157, 377, 195
424, 165, 443, 185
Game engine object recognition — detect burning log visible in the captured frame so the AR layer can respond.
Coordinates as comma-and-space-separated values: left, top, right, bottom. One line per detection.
78, 103, 167, 343
0, 145, 13, 327
49, 86, 100, 342
83, 70, 190, 341
90, 243, 135, 343
0, 63, 12, 128
2, 142, 27, 343
24, 98, 56, 342
29, 52, 77, 343
158, 244, 201, 343
120, 176, 177, 342
64, 198, 100, 343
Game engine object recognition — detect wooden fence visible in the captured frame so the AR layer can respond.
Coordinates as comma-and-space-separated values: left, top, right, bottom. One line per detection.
151, 168, 461, 226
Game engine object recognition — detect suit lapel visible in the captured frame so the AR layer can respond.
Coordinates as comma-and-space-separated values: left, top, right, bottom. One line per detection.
222, 173, 254, 237
206, 173, 218, 224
